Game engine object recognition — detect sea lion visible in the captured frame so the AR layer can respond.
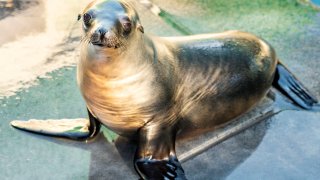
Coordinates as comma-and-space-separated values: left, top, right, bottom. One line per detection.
11, 0, 318, 179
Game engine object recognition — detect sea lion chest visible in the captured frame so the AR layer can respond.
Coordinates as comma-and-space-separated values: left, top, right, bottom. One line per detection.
77, 52, 166, 134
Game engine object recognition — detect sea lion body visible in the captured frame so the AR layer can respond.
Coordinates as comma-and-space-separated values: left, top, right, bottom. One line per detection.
79, 29, 277, 136
75, 0, 316, 179
160, 32, 277, 131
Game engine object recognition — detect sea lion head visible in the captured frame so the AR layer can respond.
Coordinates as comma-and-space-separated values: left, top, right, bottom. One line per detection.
79, 0, 144, 49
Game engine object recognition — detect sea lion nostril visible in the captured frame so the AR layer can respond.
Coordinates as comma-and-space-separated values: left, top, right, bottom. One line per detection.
91, 31, 101, 43
99, 28, 107, 36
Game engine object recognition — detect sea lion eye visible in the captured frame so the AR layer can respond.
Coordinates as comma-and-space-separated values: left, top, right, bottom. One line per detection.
120, 16, 132, 33
123, 22, 132, 32
83, 13, 92, 26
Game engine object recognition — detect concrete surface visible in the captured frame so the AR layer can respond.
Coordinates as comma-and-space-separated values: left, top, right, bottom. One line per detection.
0, 0, 320, 179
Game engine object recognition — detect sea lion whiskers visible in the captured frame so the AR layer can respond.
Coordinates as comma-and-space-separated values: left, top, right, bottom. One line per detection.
80, 34, 90, 45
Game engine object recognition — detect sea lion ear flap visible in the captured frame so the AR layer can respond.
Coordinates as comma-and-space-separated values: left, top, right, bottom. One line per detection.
137, 24, 144, 33
77, 14, 81, 21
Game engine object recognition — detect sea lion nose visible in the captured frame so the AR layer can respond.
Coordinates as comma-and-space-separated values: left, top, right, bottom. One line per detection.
91, 28, 107, 44
98, 28, 107, 37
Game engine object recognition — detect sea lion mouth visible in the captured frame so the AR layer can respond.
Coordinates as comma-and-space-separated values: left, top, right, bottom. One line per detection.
91, 42, 104, 47
91, 41, 119, 49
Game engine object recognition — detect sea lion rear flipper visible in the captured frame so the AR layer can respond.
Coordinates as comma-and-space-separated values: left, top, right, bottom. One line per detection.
10, 109, 101, 140
134, 124, 187, 180
272, 62, 318, 110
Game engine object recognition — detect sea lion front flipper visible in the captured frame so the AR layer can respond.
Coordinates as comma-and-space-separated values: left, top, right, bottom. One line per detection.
272, 62, 318, 110
10, 109, 101, 140
134, 124, 187, 180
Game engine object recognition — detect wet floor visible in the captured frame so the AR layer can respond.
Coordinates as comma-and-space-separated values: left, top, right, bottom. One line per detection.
0, 0, 320, 179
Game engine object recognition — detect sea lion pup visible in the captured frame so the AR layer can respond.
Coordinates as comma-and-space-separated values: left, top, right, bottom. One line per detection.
11, 0, 318, 179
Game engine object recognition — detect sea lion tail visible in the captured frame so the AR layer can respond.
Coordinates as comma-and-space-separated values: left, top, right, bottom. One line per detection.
272, 62, 318, 110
